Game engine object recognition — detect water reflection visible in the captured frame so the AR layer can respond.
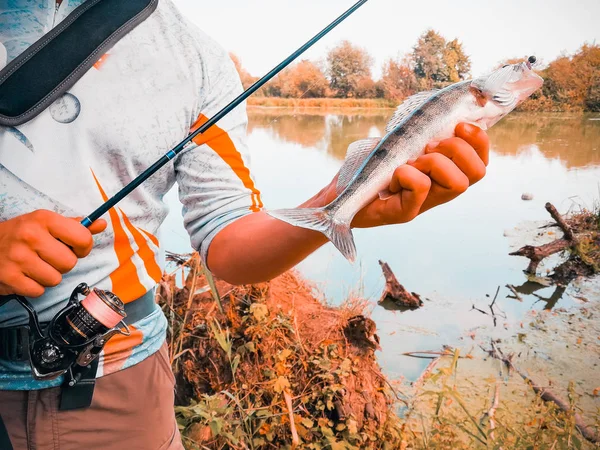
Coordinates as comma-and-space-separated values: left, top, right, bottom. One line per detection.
163, 109, 600, 382
489, 113, 600, 168
249, 109, 600, 169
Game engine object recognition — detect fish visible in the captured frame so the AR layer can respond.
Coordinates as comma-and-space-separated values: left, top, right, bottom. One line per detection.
267, 57, 544, 262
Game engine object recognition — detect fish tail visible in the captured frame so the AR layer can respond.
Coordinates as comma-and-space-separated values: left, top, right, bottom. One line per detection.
267, 207, 357, 262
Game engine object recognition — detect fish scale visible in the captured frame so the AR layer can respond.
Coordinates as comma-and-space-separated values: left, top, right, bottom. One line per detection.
268, 60, 543, 262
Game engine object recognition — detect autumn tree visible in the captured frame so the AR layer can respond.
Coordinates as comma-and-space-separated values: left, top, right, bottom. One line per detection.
280, 60, 330, 98
326, 40, 375, 98
543, 44, 600, 111
379, 56, 417, 101
412, 30, 470, 89
229, 53, 257, 90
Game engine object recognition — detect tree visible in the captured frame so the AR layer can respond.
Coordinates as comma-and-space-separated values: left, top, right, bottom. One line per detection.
280, 60, 330, 98
412, 30, 470, 89
379, 56, 417, 101
229, 53, 257, 90
326, 40, 375, 98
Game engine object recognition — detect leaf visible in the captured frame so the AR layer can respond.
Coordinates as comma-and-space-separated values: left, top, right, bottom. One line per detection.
209, 320, 231, 356
231, 354, 241, 376
274, 376, 290, 394
279, 348, 293, 361
301, 418, 314, 428
209, 418, 223, 437
250, 303, 269, 322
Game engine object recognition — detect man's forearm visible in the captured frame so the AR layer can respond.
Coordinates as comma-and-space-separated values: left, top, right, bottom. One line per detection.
206, 188, 332, 285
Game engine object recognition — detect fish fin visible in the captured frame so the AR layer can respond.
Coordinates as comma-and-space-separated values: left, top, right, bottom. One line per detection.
378, 189, 394, 201
267, 207, 357, 262
336, 137, 380, 195
385, 90, 439, 133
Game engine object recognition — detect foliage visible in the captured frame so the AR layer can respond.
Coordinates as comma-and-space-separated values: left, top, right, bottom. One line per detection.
513, 44, 600, 112
378, 56, 418, 101
229, 53, 258, 90
158, 267, 403, 449
412, 29, 471, 89
232, 35, 599, 112
262, 60, 330, 98
326, 40, 375, 98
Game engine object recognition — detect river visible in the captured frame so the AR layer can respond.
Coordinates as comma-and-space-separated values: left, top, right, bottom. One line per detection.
162, 109, 600, 383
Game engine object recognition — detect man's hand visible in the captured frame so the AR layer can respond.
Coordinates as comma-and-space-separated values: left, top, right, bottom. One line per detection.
208, 123, 489, 285
0, 210, 107, 297
319, 123, 489, 228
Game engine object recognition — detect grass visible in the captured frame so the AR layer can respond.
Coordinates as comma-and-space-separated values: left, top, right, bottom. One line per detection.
246, 97, 396, 110
159, 249, 600, 449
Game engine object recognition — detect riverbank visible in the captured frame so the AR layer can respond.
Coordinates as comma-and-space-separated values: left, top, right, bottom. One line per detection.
247, 97, 396, 110
159, 199, 600, 448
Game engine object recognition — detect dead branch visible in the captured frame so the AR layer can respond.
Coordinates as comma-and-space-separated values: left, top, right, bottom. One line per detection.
510, 202, 583, 276
378, 260, 423, 309
283, 389, 300, 449
510, 239, 571, 274
485, 341, 599, 444
506, 284, 523, 302
481, 380, 501, 443
545, 202, 576, 242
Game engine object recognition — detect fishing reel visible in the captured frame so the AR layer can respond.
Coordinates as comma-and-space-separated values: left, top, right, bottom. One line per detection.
0, 283, 130, 383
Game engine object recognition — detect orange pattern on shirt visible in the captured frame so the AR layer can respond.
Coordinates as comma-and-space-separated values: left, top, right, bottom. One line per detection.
91, 170, 160, 303
190, 114, 263, 212
101, 325, 144, 374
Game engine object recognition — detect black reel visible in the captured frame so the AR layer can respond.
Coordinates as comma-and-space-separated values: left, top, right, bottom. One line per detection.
0, 284, 129, 384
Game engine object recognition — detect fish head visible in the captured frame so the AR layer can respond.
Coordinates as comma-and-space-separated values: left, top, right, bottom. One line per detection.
468, 56, 543, 129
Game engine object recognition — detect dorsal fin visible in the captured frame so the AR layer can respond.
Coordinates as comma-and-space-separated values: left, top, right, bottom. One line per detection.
385, 90, 439, 133
336, 137, 380, 194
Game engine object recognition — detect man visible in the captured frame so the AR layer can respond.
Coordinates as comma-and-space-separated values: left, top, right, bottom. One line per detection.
0, 0, 489, 448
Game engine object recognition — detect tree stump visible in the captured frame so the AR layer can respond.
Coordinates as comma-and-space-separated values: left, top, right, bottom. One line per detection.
378, 260, 423, 309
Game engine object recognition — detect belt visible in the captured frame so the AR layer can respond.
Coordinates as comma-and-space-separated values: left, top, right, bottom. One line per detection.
0, 289, 156, 362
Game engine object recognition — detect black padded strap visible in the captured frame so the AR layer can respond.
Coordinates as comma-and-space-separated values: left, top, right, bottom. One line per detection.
0, 0, 158, 126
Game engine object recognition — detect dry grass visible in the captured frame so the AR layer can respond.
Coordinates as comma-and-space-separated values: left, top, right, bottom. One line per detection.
158, 254, 403, 449
247, 97, 396, 110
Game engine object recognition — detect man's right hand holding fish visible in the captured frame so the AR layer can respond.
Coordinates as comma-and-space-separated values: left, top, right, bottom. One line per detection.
208, 121, 489, 283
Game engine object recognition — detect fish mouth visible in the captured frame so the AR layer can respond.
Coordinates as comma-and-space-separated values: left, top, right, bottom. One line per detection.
511, 62, 544, 103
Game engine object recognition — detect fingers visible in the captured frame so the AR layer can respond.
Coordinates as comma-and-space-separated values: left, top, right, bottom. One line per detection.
22, 253, 63, 288
425, 137, 486, 185
409, 153, 470, 193
43, 212, 95, 258
353, 165, 431, 227
35, 238, 78, 274
0, 274, 45, 298
88, 218, 108, 235
389, 165, 431, 222
455, 123, 490, 166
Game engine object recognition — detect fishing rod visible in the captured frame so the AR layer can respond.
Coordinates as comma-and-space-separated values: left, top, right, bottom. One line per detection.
0, 0, 370, 385
82, 0, 369, 227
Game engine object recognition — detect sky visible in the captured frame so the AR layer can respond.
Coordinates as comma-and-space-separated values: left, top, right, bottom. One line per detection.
172, 0, 599, 80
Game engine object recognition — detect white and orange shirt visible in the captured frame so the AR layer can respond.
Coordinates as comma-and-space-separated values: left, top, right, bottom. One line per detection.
0, 0, 262, 389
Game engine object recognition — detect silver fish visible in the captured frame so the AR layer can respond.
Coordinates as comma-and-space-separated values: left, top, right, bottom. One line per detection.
267, 57, 543, 262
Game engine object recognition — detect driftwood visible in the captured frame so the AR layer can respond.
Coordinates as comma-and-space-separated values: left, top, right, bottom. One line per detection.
378, 260, 423, 309
510, 202, 582, 276
484, 341, 599, 444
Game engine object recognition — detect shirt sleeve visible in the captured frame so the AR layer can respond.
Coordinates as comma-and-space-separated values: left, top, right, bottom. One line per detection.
174, 41, 262, 266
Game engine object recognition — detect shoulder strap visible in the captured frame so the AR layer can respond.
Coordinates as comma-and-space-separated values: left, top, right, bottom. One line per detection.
0, 0, 158, 127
